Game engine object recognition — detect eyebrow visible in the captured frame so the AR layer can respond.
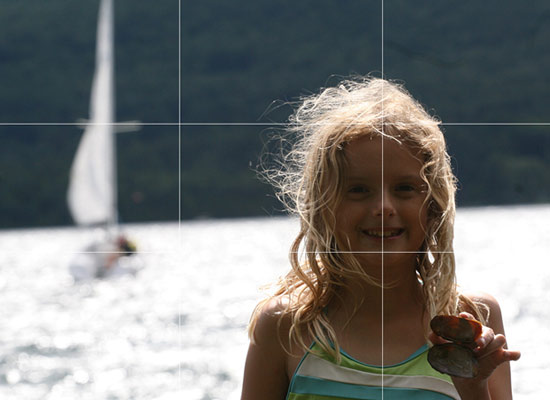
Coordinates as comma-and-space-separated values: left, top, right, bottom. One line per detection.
395, 174, 423, 181
346, 174, 423, 181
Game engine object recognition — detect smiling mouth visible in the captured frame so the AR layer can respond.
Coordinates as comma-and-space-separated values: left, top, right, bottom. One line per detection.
363, 229, 404, 238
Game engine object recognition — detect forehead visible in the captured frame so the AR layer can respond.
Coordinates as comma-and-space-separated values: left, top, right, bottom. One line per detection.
342, 135, 423, 177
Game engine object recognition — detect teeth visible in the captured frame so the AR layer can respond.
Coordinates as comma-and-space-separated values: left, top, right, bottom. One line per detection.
366, 229, 401, 238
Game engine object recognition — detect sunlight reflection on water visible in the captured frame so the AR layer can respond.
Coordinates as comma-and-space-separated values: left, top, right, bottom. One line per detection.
0, 205, 548, 399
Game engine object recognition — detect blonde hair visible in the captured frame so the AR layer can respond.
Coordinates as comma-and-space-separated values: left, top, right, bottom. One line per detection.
250, 76, 487, 360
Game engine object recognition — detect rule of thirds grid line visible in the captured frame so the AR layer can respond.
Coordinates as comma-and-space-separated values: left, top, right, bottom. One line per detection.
4, 122, 550, 126
381, 0, 385, 393
178, 0, 182, 391
178, 0, 182, 239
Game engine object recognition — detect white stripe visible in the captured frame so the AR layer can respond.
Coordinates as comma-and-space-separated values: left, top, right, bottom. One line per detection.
298, 353, 460, 400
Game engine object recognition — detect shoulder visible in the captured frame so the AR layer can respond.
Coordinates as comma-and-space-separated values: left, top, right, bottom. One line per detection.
461, 290, 500, 310
460, 291, 505, 333
242, 297, 293, 400
250, 296, 292, 346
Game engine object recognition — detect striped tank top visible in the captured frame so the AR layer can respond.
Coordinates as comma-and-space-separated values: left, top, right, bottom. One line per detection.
286, 342, 460, 400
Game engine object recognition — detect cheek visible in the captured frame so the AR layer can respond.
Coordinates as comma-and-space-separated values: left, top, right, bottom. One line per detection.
324, 203, 348, 240
333, 213, 348, 240
334, 202, 362, 228
333, 207, 356, 246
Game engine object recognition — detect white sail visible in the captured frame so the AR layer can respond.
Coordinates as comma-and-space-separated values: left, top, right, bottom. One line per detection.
67, 0, 117, 226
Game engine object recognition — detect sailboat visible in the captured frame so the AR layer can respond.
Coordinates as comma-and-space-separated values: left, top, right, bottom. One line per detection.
67, 0, 140, 280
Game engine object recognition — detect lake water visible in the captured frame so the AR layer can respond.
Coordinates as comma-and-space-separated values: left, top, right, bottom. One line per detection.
0, 205, 548, 399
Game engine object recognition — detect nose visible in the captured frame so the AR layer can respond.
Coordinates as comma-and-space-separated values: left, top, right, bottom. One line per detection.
372, 191, 396, 218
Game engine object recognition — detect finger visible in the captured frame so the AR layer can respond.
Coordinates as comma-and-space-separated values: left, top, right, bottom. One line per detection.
476, 346, 521, 379
428, 331, 450, 345
503, 349, 521, 361
474, 325, 495, 350
458, 311, 475, 320
477, 333, 505, 358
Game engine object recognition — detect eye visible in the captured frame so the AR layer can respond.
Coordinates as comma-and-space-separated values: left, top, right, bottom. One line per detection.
345, 185, 370, 199
395, 184, 416, 192
348, 185, 369, 194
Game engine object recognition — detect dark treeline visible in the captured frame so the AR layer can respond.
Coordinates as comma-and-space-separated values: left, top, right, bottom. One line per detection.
1, 0, 549, 228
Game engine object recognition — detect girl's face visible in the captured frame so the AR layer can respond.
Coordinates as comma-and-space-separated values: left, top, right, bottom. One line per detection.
334, 135, 428, 270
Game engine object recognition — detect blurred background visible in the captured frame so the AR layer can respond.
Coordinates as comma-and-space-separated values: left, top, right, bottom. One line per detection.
0, 0, 549, 399
1, 0, 549, 227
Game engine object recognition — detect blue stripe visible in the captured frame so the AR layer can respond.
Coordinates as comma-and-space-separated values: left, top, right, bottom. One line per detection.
339, 344, 429, 369
290, 375, 455, 400
286, 342, 319, 400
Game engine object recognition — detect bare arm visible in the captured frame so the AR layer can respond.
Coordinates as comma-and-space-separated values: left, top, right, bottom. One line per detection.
241, 302, 290, 400
431, 292, 521, 399
482, 292, 519, 399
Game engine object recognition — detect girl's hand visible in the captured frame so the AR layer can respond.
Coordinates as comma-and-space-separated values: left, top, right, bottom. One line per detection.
457, 312, 520, 380
429, 312, 521, 399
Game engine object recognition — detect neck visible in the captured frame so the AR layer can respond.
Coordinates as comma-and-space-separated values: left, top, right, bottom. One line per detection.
337, 268, 425, 321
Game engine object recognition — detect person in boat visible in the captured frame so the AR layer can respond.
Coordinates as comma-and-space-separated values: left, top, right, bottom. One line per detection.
87, 235, 137, 278
241, 76, 520, 399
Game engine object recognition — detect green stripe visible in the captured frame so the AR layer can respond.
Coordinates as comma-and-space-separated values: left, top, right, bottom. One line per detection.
288, 375, 456, 400
312, 343, 452, 382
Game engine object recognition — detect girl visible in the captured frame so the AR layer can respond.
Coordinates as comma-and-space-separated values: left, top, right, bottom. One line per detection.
241, 77, 520, 399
